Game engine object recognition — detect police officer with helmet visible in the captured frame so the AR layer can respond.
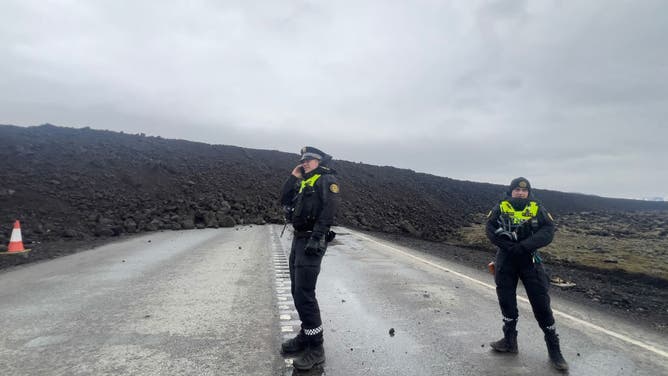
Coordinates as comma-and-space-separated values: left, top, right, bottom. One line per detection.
279, 146, 339, 371
486, 177, 568, 372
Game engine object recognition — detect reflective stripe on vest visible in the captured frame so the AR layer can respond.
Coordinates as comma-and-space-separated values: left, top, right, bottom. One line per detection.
499, 200, 539, 224
299, 174, 322, 193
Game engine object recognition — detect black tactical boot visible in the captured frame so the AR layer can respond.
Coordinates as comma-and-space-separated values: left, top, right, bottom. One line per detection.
490, 325, 518, 353
544, 329, 569, 372
293, 343, 325, 370
281, 331, 307, 355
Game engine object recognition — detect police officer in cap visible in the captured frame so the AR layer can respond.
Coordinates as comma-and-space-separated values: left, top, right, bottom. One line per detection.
279, 146, 339, 370
486, 177, 568, 372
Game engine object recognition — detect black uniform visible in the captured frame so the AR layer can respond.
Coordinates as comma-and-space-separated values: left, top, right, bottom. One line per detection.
280, 164, 339, 343
486, 177, 568, 372
486, 197, 555, 330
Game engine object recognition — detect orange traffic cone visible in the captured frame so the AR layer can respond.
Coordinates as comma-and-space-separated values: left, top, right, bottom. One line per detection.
2, 220, 30, 255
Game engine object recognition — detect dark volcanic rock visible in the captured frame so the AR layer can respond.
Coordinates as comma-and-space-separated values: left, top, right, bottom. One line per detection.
123, 218, 138, 233
219, 216, 236, 228
180, 219, 196, 230
146, 219, 162, 231
0, 123, 666, 270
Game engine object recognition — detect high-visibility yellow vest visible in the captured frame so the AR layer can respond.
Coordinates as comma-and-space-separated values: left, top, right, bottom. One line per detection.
299, 174, 321, 193
499, 200, 539, 225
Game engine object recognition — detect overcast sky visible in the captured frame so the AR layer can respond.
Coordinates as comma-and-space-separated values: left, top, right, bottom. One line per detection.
1, 1, 667, 200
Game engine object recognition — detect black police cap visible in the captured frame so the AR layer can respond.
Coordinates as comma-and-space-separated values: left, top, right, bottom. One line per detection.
300, 146, 326, 161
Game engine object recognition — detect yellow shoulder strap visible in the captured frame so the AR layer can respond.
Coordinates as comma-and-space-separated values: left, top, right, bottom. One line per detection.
299, 174, 322, 193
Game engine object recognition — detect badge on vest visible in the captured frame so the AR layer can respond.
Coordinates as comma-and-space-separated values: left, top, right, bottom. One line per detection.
329, 184, 340, 193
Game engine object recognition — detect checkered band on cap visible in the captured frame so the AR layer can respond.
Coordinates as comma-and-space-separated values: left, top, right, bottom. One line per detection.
545, 324, 556, 331
303, 325, 323, 336
503, 317, 518, 323
300, 152, 323, 161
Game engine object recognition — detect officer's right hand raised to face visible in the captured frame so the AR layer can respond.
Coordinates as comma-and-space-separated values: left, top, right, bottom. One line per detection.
278, 146, 340, 371
291, 165, 304, 179
485, 177, 569, 372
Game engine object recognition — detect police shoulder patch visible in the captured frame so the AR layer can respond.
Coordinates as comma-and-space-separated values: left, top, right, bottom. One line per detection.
329, 183, 340, 193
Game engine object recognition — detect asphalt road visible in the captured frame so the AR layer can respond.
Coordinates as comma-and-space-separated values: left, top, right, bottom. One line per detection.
0, 226, 282, 375
1, 225, 666, 375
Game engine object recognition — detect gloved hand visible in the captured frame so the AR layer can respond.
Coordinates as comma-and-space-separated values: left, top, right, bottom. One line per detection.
508, 243, 526, 256
495, 229, 518, 242
496, 238, 514, 249
305, 235, 326, 256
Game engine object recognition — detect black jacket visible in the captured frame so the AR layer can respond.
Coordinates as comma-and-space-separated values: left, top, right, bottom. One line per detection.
485, 197, 555, 252
280, 166, 339, 238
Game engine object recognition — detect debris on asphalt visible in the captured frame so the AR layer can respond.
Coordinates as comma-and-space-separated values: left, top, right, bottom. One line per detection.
550, 276, 576, 288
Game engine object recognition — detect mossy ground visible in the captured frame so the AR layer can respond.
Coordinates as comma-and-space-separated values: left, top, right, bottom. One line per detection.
457, 210, 668, 281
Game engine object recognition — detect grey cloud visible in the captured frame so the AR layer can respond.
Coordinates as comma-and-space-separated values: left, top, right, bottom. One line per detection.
1, 0, 667, 199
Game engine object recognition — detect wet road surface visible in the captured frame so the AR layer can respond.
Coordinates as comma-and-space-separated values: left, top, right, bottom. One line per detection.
0, 227, 283, 375
1, 225, 666, 375
276, 226, 668, 376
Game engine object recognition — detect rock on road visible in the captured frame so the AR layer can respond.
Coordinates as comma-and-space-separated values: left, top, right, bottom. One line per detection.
0, 225, 666, 375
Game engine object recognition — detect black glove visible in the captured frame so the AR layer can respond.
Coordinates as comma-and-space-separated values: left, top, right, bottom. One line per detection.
495, 228, 518, 242
496, 238, 514, 249
305, 235, 327, 256
508, 243, 526, 256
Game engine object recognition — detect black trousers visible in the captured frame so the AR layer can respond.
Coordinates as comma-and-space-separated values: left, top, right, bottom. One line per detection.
494, 250, 555, 329
289, 235, 326, 333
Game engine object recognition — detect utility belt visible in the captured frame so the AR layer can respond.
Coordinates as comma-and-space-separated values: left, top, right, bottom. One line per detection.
500, 247, 543, 265
293, 230, 337, 242
294, 230, 313, 238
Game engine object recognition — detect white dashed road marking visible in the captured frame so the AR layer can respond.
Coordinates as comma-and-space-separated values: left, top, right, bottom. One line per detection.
269, 226, 301, 371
